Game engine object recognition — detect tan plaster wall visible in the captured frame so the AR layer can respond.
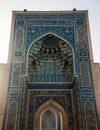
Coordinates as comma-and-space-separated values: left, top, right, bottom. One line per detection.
0, 64, 9, 130
92, 63, 100, 119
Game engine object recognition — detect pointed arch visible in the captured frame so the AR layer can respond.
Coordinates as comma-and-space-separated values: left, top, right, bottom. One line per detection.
26, 32, 75, 77
34, 99, 69, 130
40, 109, 56, 130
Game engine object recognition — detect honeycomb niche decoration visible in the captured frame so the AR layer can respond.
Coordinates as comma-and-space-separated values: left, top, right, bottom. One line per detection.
28, 34, 74, 83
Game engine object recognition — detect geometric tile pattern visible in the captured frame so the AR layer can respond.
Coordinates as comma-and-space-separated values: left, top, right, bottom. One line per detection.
12, 63, 21, 87
84, 101, 97, 130
27, 89, 74, 130
5, 101, 18, 130
79, 60, 91, 87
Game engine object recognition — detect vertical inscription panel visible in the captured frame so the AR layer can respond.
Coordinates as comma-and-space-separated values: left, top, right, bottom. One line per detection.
13, 27, 24, 61
79, 60, 91, 87
12, 63, 21, 87
77, 27, 87, 50
14, 27, 24, 50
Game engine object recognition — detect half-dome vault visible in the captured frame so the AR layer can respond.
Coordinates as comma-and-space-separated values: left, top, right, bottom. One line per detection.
28, 34, 74, 83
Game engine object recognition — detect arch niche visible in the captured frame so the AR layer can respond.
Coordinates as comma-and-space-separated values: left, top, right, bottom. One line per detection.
27, 33, 74, 83
34, 100, 69, 130
41, 109, 56, 130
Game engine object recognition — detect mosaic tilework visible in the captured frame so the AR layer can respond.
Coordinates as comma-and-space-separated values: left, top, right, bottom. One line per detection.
14, 27, 24, 50
27, 89, 74, 130
9, 89, 21, 99
12, 63, 21, 87
22, 16, 78, 76
13, 27, 24, 61
27, 83, 73, 89
79, 60, 91, 87
29, 66, 72, 82
78, 51, 88, 57
82, 88, 93, 98
28, 34, 73, 83
26, 26, 75, 47
26, 20, 75, 26
5, 101, 18, 130
15, 13, 86, 21
77, 27, 87, 50
16, 20, 25, 25
84, 101, 97, 130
